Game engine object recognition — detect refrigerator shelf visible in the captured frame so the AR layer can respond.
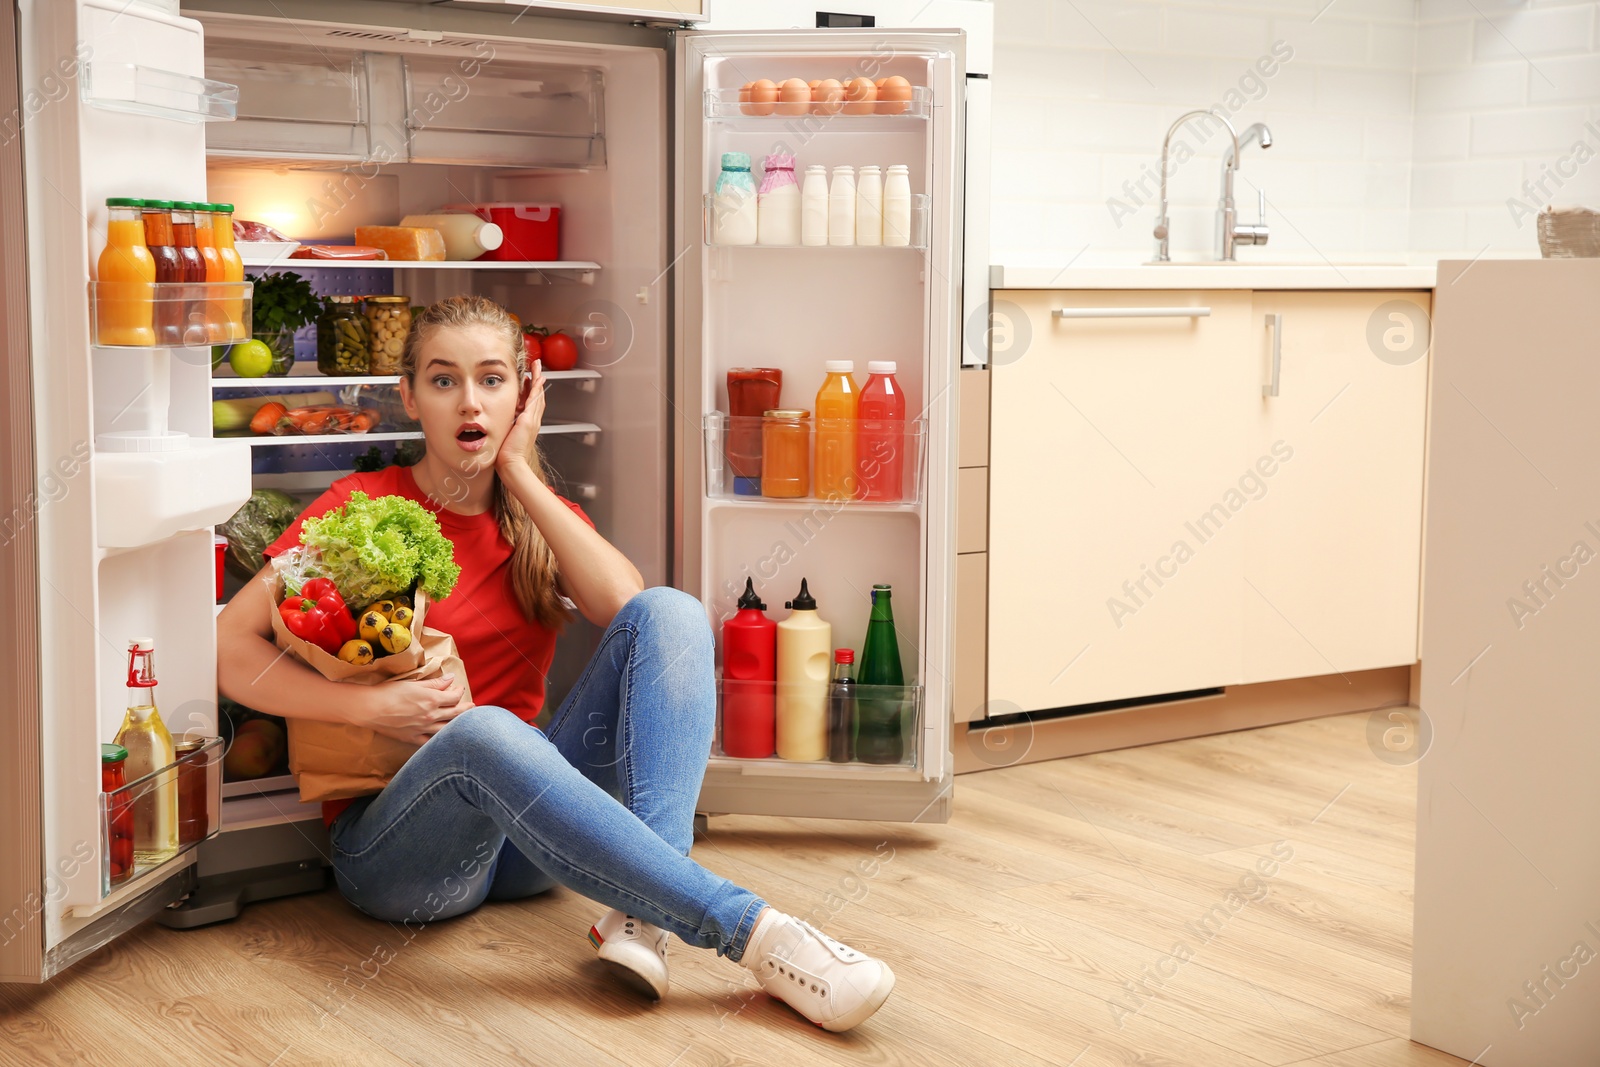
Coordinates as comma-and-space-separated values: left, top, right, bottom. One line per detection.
703, 85, 931, 123
224, 422, 603, 447
212, 367, 603, 389
702, 413, 925, 506
715, 680, 922, 770
88, 281, 254, 349
99, 737, 223, 899
221, 773, 298, 798
702, 194, 929, 250
81, 62, 240, 123
240, 258, 602, 282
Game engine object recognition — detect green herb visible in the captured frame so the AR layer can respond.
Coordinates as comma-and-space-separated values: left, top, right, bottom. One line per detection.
298, 492, 461, 606
247, 271, 324, 336
352, 446, 387, 473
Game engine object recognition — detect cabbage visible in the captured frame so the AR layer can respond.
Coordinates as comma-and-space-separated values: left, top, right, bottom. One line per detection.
219, 489, 302, 579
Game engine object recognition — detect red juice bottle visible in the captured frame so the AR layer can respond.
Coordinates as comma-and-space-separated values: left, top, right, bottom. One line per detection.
140, 200, 183, 345
721, 578, 777, 758
856, 360, 907, 502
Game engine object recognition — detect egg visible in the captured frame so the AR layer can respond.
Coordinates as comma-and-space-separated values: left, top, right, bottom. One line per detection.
738, 81, 754, 115
812, 77, 844, 115
748, 78, 778, 117
843, 76, 877, 115
778, 77, 810, 116
878, 75, 913, 115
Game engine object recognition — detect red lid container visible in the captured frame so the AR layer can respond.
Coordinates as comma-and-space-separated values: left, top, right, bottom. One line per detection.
444, 202, 561, 262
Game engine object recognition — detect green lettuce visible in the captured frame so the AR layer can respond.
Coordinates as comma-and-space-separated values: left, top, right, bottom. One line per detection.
298, 492, 461, 606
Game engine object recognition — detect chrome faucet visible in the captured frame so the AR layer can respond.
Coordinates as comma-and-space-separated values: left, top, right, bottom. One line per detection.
1151, 109, 1273, 262
1219, 122, 1272, 260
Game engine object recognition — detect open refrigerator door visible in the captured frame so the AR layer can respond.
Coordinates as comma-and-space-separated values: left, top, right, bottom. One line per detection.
674, 30, 963, 823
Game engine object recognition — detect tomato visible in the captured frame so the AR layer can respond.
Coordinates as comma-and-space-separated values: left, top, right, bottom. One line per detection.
522, 328, 542, 362
541, 330, 579, 371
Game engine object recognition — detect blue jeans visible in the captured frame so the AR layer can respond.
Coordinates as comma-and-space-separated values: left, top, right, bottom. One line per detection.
327, 587, 768, 960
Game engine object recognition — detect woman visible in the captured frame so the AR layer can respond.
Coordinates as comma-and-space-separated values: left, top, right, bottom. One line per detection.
217, 296, 894, 1033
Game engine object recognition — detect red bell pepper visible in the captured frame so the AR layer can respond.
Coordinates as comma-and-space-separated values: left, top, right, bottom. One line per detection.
279, 592, 348, 656
299, 579, 357, 643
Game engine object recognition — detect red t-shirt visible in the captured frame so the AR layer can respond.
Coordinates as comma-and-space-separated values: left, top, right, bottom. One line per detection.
262, 464, 594, 826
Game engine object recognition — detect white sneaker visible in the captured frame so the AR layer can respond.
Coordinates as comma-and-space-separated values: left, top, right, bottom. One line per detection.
589, 909, 669, 1000
746, 914, 896, 1032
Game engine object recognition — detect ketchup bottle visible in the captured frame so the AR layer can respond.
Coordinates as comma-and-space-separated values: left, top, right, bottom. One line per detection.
721, 578, 777, 758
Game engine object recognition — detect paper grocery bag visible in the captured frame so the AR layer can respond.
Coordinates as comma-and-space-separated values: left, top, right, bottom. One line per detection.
267, 580, 474, 803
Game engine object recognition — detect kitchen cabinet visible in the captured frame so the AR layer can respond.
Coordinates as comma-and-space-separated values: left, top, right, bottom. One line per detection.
988, 288, 1427, 715
988, 291, 1254, 712
1242, 292, 1428, 684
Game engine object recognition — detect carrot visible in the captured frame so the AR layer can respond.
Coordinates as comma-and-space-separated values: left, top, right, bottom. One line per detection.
249, 402, 288, 434
275, 406, 346, 435
347, 410, 379, 433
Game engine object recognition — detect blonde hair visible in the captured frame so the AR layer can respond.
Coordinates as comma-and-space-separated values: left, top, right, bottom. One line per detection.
400, 295, 570, 630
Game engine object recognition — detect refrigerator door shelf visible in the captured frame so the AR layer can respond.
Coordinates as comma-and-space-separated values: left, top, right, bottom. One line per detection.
239, 259, 602, 278
702, 413, 927, 507
702, 195, 929, 250
88, 281, 254, 349
94, 438, 252, 551
97, 737, 222, 899
703, 85, 931, 123
81, 62, 239, 123
715, 680, 923, 771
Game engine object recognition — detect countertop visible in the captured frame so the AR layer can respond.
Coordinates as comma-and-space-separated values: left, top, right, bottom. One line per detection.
990, 263, 1439, 290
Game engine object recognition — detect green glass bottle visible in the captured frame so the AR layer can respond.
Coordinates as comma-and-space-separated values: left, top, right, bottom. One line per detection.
855, 584, 905, 764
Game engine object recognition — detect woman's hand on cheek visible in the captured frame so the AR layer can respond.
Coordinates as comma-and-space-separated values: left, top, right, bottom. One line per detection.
497, 359, 546, 474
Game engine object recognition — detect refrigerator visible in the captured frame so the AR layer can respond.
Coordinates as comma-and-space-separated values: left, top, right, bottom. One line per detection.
0, 0, 985, 983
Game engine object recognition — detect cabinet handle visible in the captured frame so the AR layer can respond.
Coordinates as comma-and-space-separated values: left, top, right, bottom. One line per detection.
1263, 313, 1282, 398
1051, 306, 1211, 319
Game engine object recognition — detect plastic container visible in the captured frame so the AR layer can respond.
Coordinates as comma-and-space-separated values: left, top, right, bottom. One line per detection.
857, 361, 907, 502
776, 578, 831, 761
398, 213, 504, 261
444, 202, 561, 261
883, 165, 912, 247
712, 153, 758, 246
856, 166, 884, 247
721, 578, 777, 759
828, 166, 856, 246
757, 153, 800, 246
814, 360, 858, 501
800, 165, 829, 247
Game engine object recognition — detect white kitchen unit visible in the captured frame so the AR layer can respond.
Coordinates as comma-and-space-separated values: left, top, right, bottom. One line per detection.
1412, 259, 1600, 1067
985, 280, 1429, 716
1, 0, 982, 983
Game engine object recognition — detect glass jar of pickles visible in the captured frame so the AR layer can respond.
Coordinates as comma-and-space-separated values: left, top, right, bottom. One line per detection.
317, 296, 369, 375
364, 295, 412, 375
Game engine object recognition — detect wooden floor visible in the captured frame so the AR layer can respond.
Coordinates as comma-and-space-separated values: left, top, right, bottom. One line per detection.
1, 711, 1470, 1067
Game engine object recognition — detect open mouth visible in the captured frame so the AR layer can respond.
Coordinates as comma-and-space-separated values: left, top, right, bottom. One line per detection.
456, 426, 487, 443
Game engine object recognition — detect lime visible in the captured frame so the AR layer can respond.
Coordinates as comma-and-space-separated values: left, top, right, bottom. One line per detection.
229, 339, 274, 378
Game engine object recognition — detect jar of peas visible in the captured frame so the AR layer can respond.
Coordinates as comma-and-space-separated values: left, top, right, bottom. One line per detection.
317, 297, 369, 375
364, 295, 412, 375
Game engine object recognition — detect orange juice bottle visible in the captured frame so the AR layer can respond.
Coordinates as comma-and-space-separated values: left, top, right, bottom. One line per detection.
813, 360, 858, 500
193, 205, 225, 343
210, 203, 247, 341
95, 198, 155, 346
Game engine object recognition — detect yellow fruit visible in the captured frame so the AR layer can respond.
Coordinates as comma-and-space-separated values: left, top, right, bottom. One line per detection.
373, 600, 396, 619
338, 639, 375, 666
393, 594, 413, 611
378, 623, 412, 655
358, 611, 387, 643
389, 605, 415, 629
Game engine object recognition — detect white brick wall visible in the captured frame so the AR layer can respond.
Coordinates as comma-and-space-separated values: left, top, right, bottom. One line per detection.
989, 0, 1600, 266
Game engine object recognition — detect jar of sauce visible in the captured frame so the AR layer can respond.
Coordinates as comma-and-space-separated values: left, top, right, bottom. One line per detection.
726, 369, 782, 495
101, 743, 134, 887
174, 738, 212, 847
761, 409, 811, 498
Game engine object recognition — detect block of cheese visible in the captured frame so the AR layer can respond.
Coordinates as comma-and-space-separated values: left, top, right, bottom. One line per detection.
352, 225, 447, 262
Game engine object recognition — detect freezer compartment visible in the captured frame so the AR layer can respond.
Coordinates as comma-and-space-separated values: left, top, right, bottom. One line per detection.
716, 679, 922, 769
405, 56, 605, 168
703, 84, 931, 122
88, 281, 253, 349
701, 194, 929, 249
81, 62, 239, 124
94, 439, 252, 550
101, 737, 222, 897
702, 413, 925, 506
